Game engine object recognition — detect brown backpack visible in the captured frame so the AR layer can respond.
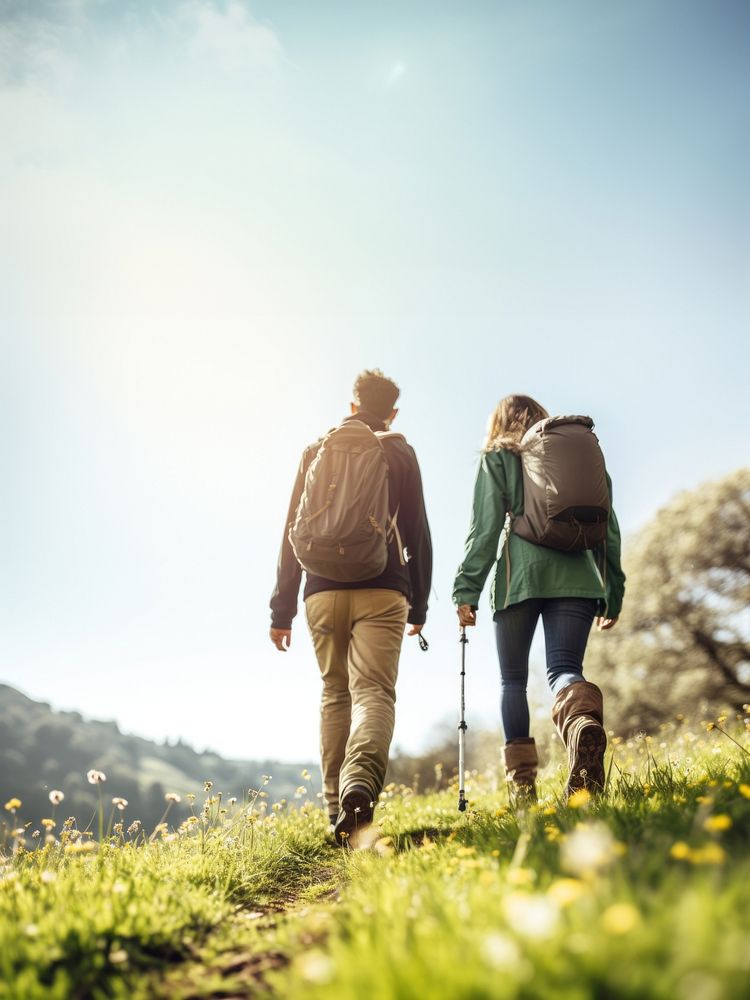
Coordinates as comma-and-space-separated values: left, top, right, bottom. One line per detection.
512, 415, 610, 551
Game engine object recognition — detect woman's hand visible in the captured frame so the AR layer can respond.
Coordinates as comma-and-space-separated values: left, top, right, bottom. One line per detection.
595, 616, 618, 631
457, 604, 477, 627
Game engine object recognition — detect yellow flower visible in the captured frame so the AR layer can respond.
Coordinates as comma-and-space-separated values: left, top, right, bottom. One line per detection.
739, 784, 750, 800
41, 819, 56, 830
704, 814, 732, 833
4, 799, 21, 812
507, 867, 536, 886
670, 841, 691, 860
64, 841, 97, 855
602, 903, 641, 935
567, 789, 591, 810
547, 878, 586, 907
691, 843, 726, 866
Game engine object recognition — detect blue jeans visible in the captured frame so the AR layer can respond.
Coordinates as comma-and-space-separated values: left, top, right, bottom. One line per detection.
493, 597, 597, 742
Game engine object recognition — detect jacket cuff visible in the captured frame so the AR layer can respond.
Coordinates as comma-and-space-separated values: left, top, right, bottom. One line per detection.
408, 607, 427, 627
270, 614, 294, 630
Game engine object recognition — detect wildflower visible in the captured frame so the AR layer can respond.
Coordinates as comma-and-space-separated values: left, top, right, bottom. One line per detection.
704, 814, 732, 833
4, 798, 21, 812
296, 950, 334, 985
503, 892, 559, 939
374, 837, 395, 857
227, 797, 237, 806
64, 841, 97, 855
165, 793, 181, 804
691, 843, 726, 865
507, 867, 536, 887
203, 781, 213, 792
41, 819, 56, 830
301, 768, 311, 780
481, 932, 521, 969
187, 793, 196, 803
561, 822, 616, 877
548, 878, 586, 907
602, 903, 641, 935
112, 798, 128, 811
739, 784, 750, 799
87, 770, 106, 784
567, 789, 591, 810
294, 786, 307, 798
262, 775, 272, 785
12, 828, 25, 838
32, 830, 40, 839
127, 820, 142, 835
49, 790, 64, 806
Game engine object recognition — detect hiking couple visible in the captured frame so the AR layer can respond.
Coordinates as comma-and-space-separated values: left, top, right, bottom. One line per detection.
270, 372, 625, 843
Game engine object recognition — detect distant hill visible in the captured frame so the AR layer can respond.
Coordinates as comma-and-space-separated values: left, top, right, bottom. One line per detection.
0, 684, 316, 833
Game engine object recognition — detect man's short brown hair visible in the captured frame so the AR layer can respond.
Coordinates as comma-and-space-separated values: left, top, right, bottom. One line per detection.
353, 369, 400, 420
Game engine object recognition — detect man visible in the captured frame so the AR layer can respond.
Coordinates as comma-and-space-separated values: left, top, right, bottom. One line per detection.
270, 369, 432, 845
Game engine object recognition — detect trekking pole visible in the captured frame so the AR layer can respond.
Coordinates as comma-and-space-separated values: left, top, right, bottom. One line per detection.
458, 626, 468, 812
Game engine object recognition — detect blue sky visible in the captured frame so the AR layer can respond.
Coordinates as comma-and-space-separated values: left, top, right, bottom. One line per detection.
1, 0, 748, 762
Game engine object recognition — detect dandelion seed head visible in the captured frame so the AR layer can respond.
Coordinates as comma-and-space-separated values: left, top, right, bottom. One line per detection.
49, 790, 64, 806
481, 931, 521, 968
561, 822, 616, 876
87, 770, 106, 785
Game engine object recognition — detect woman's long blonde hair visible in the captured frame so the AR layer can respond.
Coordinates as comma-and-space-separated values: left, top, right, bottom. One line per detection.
483, 394, 549, 453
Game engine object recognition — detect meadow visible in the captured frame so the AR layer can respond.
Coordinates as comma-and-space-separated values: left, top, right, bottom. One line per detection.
2, 714, 750, 1000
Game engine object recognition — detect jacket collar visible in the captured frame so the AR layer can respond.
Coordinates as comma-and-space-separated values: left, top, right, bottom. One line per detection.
342, 410, 387, 433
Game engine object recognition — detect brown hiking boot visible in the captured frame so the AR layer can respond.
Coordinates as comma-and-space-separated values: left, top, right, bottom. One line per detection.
502, 738, 538, 805
551, 681, 607, 798
334, 786, 374, 847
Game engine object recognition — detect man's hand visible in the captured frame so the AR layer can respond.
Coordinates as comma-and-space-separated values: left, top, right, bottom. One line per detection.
457, 604, 476, 627
270, 628, 292, 651
595, 616, 618, 631
407, 623, 424, 636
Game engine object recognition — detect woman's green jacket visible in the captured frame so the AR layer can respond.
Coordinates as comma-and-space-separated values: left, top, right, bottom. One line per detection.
452, 448, 626, 618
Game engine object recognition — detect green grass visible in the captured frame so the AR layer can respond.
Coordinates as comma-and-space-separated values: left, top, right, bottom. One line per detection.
2, 718, 750, 999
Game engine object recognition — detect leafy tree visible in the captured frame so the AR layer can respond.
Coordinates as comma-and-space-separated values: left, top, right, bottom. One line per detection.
587, 468, 750, 732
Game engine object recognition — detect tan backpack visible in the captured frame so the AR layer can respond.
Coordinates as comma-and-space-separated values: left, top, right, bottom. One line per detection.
512, 415, 610, 551
289, 421, 402, 581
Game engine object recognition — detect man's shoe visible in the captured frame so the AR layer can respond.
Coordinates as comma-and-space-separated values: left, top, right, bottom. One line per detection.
334, 786, 374, 847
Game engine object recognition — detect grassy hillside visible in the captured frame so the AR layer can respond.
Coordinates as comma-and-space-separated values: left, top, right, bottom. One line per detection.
2, 710, 749, 998
0, 684, 314, 833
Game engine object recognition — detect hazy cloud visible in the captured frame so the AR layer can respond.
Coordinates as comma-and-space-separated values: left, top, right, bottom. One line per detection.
181, 0, 283, 73
0, 5, 81, 90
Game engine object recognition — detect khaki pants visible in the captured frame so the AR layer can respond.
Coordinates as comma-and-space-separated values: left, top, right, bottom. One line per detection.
305, 589, 409, 817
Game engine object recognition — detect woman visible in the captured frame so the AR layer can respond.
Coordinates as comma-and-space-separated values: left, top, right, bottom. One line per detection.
452, 395, 625, 802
